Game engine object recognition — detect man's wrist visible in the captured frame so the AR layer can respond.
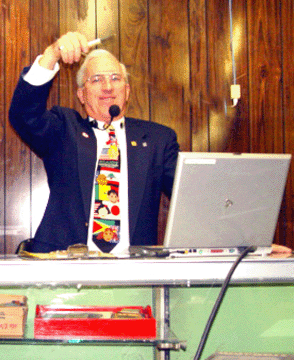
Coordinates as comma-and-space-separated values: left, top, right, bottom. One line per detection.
39, 44, 61, 70
23, 55, 60, 86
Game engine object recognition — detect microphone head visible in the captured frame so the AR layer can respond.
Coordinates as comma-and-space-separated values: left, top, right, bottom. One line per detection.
109, 105, 121, 118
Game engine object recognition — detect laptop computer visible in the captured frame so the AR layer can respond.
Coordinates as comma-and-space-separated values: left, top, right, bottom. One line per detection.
163, 152, 291, 257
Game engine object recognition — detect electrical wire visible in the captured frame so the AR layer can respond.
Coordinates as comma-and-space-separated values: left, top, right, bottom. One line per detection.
193, 245, 256, 360
229, 0, 240, 107
229, 0, 236, 86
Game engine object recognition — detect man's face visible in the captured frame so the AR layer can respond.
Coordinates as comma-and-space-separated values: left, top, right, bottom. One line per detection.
77, 53, 130, 123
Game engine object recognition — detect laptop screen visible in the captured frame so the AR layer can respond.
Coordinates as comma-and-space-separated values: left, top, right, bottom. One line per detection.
163, 152, 291, 256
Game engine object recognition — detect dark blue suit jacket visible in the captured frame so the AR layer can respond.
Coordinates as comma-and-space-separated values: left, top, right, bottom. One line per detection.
9, 69, 179, 252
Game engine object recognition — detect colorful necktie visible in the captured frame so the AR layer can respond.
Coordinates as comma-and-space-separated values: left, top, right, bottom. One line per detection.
92, 125, 120, 253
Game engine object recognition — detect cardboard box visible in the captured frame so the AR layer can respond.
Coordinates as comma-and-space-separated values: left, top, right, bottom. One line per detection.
34, 305, 156, 339
0, 294, 28, 338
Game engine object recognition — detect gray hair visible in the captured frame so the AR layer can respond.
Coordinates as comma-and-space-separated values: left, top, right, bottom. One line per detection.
76, 49, 129, 88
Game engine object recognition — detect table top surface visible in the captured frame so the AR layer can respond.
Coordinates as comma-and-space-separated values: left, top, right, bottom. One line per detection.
0, 254, 293, 286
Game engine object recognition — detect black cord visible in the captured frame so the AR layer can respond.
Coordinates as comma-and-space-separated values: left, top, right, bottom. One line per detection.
193, 245, 256, 360
91, 119, 113, 131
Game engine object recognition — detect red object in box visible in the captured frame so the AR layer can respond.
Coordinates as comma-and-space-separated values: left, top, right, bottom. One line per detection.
34, 305, 156, 339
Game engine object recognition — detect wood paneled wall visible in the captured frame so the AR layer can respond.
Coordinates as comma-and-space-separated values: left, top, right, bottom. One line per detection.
1, 0, 293, 254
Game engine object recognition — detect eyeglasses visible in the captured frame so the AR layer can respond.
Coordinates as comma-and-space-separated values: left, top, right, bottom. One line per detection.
84, 72, 125, 87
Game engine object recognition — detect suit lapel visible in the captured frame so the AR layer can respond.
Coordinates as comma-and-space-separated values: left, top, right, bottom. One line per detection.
77, 121, 97, 222
125, 118, 151, 240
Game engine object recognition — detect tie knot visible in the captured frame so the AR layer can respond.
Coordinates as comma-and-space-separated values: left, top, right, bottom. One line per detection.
90, 120, 115, 131
105, 124, 115, 132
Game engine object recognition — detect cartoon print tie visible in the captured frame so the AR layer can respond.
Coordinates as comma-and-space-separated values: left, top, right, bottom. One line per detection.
92, 125, 120, 252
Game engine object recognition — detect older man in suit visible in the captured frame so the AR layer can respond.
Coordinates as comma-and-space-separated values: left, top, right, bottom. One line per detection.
9, 32, 179, 254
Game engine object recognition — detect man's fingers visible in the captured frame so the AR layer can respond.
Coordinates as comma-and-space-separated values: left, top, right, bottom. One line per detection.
76, 32, 89, 54
58, 32, 89, 64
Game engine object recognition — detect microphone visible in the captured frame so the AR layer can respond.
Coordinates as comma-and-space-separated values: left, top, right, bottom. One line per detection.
103, 105, 121, 130
98, 105, 121, 130
109, 105, 121, 119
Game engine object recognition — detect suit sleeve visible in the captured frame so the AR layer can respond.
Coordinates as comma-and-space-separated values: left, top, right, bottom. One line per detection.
9, 67, 62, 158
162, 127, 179, 198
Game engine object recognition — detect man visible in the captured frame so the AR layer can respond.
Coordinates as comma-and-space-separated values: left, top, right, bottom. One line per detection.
9, 32, 179, 254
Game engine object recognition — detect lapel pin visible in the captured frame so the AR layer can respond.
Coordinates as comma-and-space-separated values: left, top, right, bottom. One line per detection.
131, 141, 137, 146
82, 132, 89, 138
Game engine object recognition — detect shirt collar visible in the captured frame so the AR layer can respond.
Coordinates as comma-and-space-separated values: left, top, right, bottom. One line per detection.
89, 117, 125, 131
